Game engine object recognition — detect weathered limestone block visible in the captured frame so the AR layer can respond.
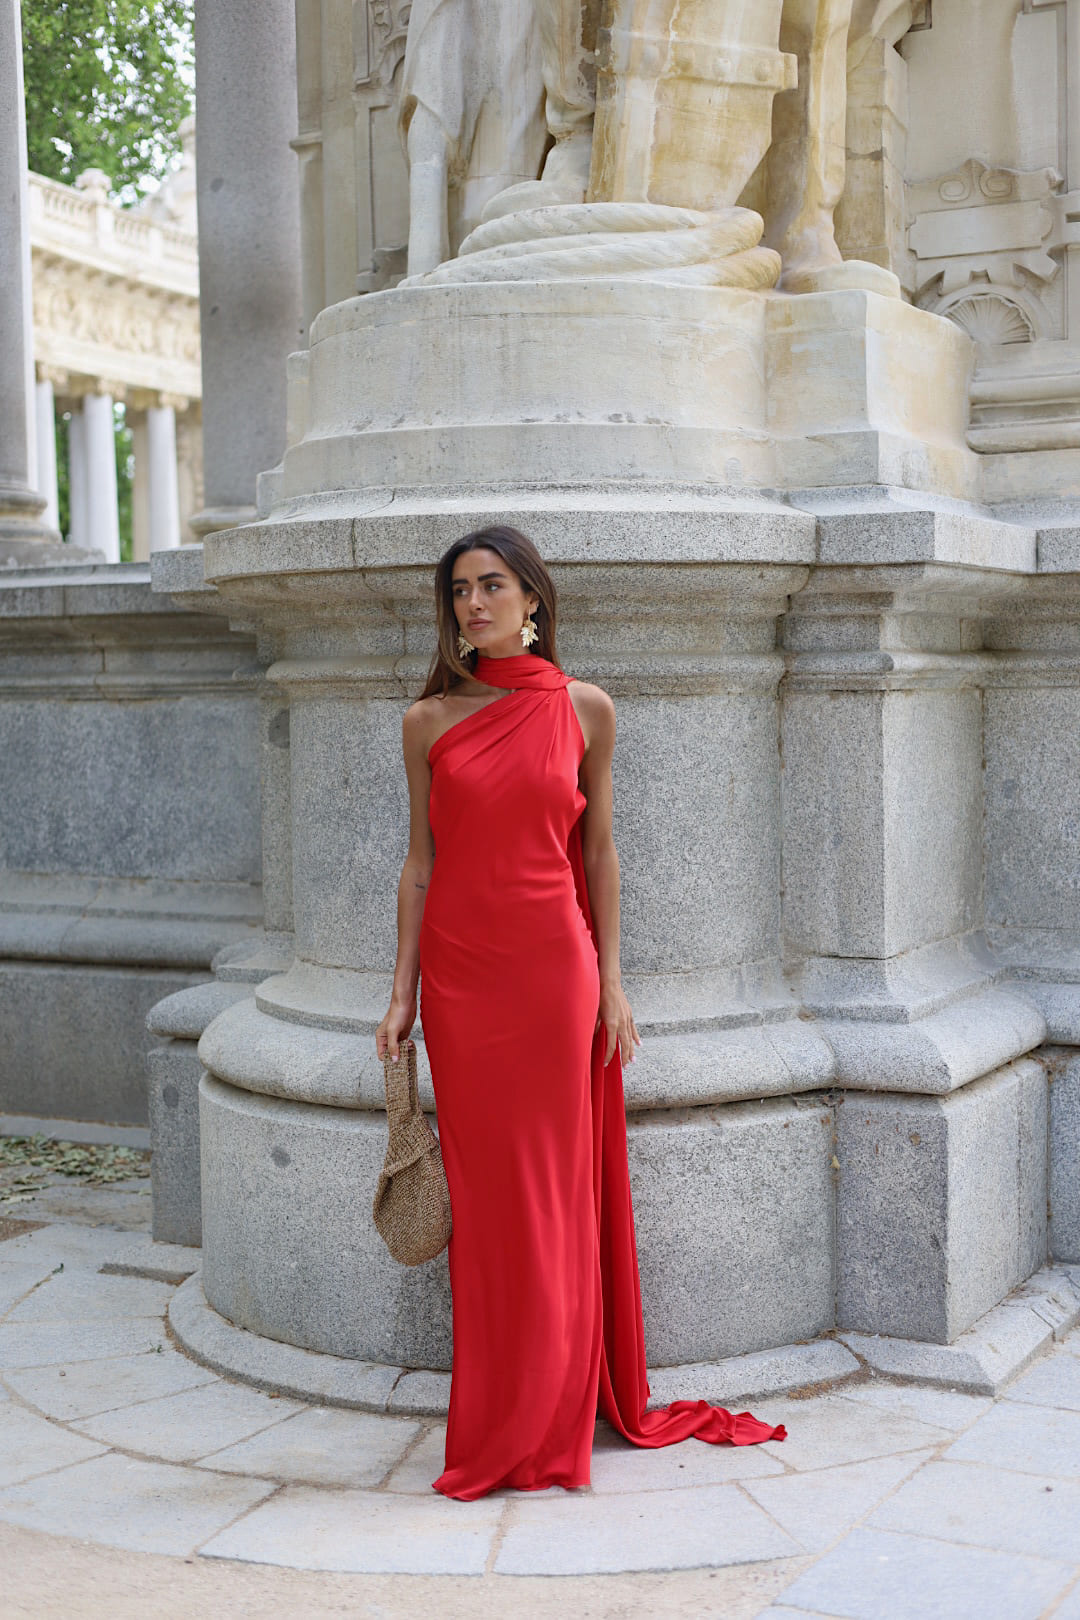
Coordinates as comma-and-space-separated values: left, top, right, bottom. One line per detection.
146, 978, 257, 1245
199, 1074, 454, 1368
0, 961, 205, 1126
1048, 1049, 1080, 1264
629, 1097, 835, 1366
147, 1044, 203, 1247
984, 687, 1080, 936
781, 687, 983, 961
836, 1059, 1048, 1343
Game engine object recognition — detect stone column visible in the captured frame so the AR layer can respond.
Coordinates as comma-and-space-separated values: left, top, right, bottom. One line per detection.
0, 0, 56, 555
34, 373, 59, 533
131, 412, 149, 562
147, 397, 182, 552
67, 403, 87, 551
175, 405, 203, 545
83, 389, 120, 564
191, 0, 302, 537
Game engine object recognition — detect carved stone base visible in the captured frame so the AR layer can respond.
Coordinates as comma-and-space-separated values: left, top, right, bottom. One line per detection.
274, 279, 980, 510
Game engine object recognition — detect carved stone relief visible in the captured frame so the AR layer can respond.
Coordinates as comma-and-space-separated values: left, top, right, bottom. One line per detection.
903, 1, 1080, 459
397, 0, 902, 295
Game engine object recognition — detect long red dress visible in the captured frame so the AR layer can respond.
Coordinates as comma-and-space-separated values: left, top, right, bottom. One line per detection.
418, 650, 786, 1500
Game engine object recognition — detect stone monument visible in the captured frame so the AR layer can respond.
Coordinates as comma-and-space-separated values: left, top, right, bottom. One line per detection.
162, 0, 1080, 1405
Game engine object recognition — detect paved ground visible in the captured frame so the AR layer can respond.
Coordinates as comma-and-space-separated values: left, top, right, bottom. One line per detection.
1, 1173, 1080, 1618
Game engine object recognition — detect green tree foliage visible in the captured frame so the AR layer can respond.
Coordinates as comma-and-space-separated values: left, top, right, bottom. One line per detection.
21, 1, 194, 201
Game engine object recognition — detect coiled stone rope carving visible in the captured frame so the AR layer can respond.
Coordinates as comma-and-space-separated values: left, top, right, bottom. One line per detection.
400, 203, 781, 288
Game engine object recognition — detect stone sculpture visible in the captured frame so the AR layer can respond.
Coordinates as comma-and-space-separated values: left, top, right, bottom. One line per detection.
401, 0, 907, 291
398, 0, 546, 275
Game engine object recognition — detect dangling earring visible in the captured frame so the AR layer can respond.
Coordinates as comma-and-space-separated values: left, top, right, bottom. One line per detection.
457, 631, 475, 657
520, 612, 538, 649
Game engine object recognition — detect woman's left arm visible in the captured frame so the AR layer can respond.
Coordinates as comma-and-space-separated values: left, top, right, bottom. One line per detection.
574, 684, 642, 1068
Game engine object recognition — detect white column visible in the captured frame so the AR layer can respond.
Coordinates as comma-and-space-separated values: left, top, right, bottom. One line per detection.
34, 376, 59, 531
83, 390, 120, 563
67, 405, 87, 550
0, 0, 54, 550
174, 405, 202, 544
131, 413, 150, 562
147, 400, 182, 551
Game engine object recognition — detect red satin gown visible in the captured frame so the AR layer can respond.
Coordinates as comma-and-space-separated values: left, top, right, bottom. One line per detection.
418, 651, 786, 1501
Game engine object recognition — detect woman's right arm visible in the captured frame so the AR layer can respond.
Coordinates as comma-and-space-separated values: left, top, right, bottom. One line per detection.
375, 702, 437, 1063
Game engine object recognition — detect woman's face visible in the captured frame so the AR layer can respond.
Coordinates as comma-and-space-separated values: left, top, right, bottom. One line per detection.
450, 547, 539, 656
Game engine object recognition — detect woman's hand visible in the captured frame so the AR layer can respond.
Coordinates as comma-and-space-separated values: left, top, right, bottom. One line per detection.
376, 993, 417, 1064
595, 981, 642, 1068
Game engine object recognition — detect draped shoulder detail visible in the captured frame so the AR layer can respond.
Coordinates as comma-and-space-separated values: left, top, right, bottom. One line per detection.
472, 651, 572, 692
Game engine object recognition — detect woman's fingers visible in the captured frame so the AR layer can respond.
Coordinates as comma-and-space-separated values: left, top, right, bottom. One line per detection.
375, 1024, 403, 1062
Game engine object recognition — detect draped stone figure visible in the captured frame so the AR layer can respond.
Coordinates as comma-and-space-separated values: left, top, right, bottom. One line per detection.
402, 0, 914, 291
398, 0, 547, 275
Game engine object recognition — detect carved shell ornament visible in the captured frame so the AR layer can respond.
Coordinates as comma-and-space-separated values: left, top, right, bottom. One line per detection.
946, 293, 1035, 348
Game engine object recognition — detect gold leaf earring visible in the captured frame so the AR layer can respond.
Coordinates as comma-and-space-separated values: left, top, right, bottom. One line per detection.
520, 612, 538, 649
457, 631, 475, 657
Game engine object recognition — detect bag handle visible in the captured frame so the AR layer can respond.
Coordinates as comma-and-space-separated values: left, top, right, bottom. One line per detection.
382, 1036, 419, 1130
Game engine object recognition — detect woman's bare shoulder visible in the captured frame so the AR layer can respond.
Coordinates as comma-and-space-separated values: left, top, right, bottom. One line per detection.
568, 680, 615, 719
567, 680, 615, 752
405, 687, 465, 723
404, 692, 447, 748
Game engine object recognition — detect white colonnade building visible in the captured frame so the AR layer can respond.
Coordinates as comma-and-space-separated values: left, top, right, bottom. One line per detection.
28, 123, 202, 562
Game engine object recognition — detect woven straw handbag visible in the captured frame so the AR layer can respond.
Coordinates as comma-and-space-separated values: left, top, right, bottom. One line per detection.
372, 1037, 452, 1265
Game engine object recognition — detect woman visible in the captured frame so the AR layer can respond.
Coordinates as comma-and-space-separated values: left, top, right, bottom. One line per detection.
376, 526, 786, 1501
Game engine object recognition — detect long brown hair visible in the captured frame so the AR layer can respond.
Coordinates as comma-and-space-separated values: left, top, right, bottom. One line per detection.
418, 526, 561, 699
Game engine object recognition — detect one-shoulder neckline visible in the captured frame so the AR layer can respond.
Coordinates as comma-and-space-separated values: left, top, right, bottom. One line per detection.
427, 688, 525, 766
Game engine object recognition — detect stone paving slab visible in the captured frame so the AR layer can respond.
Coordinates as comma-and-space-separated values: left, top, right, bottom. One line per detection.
588, 1427, 786, 1493
0, 1318, 167, 1369
0, 1452, 276, 1556
72, 1380, 304, 1463
1005, 1348, 1080, 1413
4, 1271, 175, 1323
0, 1183, 153, 1232
494, 1482, 800, 1576
944, 1399, 1080, 1478
756, 1394, 951, 1473
3, 1347, 219, 1422
1, 1222, 198, 1270
384, 1426, 448, 1493
741, 1450, 934, 1554
199, 1406, 421, 1488
0, 1262, 56, 1316
832, 1379, 992, 1432
0, 1403, 107, 1487
868, 1458, 1080, 1562
0, 1223, 174, 1274
1051, 1582, 1080, 1620
770, 1526, 1077, 1620
199, 1483, 504, 1575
